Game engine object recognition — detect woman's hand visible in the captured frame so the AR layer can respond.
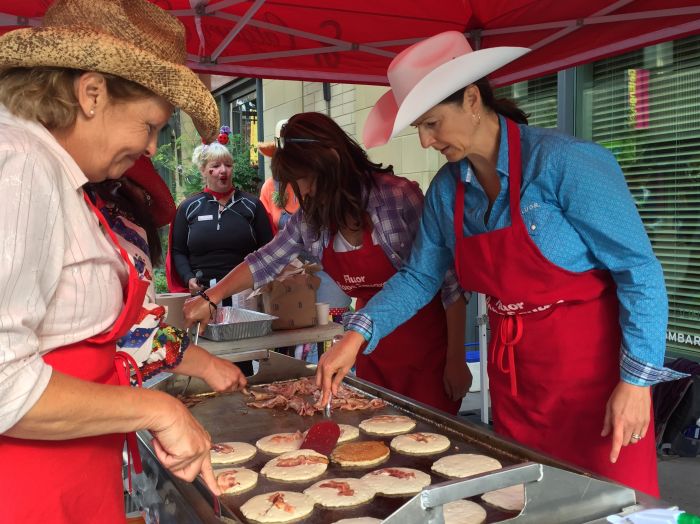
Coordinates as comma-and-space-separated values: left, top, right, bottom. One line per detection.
149, 396, 221, 495
188, 277, 203, 294
183, 295, 214, 331
202, 356, 248, 393
601, 381, 651, 463
443, 357, 472, 402
315, 331, 365, 407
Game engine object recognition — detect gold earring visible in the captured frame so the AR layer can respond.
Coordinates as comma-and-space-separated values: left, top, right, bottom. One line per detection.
472, 113, 481, 125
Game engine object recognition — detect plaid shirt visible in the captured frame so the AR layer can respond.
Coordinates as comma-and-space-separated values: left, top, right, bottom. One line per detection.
245, 172, 464, 307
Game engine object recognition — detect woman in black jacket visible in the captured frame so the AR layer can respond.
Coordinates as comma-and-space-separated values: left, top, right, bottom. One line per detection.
171, 141, 273, 300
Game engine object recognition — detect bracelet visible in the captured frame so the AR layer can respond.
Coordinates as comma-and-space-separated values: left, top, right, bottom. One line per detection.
197, 290, 218, 310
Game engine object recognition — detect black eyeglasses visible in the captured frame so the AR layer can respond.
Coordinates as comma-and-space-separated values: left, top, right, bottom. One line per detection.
274, 136, 320, 149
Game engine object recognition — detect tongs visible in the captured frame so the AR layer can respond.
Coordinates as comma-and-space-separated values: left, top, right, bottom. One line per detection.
179, 322, 200, 396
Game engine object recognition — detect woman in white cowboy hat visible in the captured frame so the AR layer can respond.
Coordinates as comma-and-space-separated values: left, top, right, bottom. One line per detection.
0, 0, 222, 521
316, 30, 686, 496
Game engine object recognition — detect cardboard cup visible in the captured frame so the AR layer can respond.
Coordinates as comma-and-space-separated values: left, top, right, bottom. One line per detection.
315, 302, 330, 325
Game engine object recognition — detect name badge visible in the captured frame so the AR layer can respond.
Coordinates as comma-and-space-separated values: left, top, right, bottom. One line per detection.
198, 215, 214, 221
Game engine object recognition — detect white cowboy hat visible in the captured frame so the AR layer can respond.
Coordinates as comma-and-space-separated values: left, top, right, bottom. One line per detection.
0, 0, 219, 141
362, 31, 530, 149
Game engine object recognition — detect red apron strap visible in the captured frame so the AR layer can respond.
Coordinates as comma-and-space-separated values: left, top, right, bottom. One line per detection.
453, 175, 466, 241
82, 192, 139, 282
114, 351, 145, 492
490, 314, 523, 397
506, 119, 524, 229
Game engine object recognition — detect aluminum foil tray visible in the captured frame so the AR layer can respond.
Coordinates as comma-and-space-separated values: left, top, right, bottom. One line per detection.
201, 308, 277, 341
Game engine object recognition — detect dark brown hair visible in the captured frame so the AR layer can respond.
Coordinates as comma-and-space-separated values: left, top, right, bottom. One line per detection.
442, 77, 529, 125
89, 180, 163, 266
271, 112, 393, 236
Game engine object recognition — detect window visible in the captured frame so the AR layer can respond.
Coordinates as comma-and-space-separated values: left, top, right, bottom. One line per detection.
495, 74, 558, 128
577, 34, 700, 358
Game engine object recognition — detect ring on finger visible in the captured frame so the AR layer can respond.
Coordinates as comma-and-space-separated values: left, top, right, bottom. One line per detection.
631, 433, 643, 442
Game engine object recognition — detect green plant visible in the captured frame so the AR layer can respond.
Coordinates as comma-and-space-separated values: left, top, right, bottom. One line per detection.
228, 133, 260, 193
152, 137, 203, 197
153, 266, 168, 294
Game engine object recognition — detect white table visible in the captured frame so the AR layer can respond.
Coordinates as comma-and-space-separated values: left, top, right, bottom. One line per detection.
197, 322, 344, 360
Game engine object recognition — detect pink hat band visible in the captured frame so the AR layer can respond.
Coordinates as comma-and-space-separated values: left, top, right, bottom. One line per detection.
388, 31, 475, 105
362, 31, 530, 149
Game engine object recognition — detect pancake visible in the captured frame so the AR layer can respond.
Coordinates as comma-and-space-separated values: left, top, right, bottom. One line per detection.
443, 500, 487, 524
331, 440, 390, 468
261, 449, 329, 482
390, 432, 450, 456
361, 467, 431, 496
359, 415, 416, 436
303, 478, 375, 508
256, 431, 304, 455
431, 453, 502, 479
481, 484, 525, 512
338, 423, 360, 443
214, 467, 258, 495
302, 423, 359, 443
210, 441, 257, 465
240, 491, 314, 523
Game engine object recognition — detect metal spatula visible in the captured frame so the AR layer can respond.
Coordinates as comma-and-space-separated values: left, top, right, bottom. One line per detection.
300, 420, 340, 456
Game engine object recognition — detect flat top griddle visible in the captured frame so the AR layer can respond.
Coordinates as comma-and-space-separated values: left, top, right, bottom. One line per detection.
194, 390, 523, 523
144, 352, 649, 524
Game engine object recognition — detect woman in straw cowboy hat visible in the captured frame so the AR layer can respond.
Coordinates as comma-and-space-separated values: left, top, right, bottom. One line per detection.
183, 111, 471, 415
316, 31, 686, 496
0, 0, 223, 521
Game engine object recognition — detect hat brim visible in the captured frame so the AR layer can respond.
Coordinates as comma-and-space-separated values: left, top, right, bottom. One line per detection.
363, 46, 530, 149
258, 141, 277, 158
124, 157, 175, 228
0, 27, 219, 141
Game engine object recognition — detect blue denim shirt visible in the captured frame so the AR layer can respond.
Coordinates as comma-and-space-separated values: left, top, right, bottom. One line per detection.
346, 115, 686, 387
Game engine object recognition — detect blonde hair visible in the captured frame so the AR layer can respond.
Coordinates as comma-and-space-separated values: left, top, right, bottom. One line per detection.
0, 67, 154, 130
192, 142, 233, 172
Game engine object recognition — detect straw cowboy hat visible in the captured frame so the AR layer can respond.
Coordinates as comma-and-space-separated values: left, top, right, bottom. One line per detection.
363, 31, 530, 149
0, 0, 219, 141
123, 156, 176, 228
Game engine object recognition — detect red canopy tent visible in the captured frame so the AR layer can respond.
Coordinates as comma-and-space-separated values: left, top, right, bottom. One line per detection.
0, 0, 698, 86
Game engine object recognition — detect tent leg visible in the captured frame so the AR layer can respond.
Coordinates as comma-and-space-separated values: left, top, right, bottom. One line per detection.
477, 293, 490, 425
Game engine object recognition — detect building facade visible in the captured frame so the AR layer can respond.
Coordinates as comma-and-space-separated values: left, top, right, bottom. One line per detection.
195, 33, 699, 358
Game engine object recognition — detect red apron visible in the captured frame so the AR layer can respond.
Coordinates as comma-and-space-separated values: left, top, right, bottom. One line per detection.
0, 194, 149, 523
322, 225, 461, 414
452, 118, 658, 495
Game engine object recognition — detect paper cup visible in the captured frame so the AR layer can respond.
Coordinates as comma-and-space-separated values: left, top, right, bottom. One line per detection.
315, 302, 330, 325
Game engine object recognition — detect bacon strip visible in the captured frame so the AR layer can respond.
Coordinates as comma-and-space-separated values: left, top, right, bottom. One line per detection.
331, 397, 387, 411
275, 455, 329, 467
369, 415, 405, 423
211, 443, 235, 453
319, 480, 355, 496
247, 378, 386, 415
372, 468, 416, 479
216, 472, 240, 491
270, 431, 303, 443
408, 433, 432, 443
267, 492, 294, 513
247, 394, 289, 409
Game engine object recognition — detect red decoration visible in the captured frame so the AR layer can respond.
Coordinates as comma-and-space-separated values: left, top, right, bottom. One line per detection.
217, 133, 229, 145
